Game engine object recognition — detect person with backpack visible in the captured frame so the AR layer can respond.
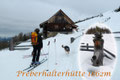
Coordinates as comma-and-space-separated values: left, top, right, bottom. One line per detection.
31, 28, 43, 66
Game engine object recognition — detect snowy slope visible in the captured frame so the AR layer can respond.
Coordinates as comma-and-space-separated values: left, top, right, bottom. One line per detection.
77, 11, 120, 32
0, 10, 120, 80
0, 32, 84, 80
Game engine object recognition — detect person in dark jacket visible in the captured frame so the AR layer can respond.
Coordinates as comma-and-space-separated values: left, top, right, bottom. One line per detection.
31, 28, 43, 66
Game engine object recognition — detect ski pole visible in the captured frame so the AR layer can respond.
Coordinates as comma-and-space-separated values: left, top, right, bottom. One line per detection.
42, 49, 47, 59
54, 39, 57, 65
46, 41, 50, 71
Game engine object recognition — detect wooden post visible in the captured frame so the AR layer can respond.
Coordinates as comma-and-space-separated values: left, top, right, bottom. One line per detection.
70, 37, 75, 43
92, 33, 104, 66
86, 43, 89, 50
9, 38, 14, 51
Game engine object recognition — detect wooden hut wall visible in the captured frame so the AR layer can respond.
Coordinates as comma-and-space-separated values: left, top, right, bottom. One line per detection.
46, 23, 72, 32
40, 10, 76, 32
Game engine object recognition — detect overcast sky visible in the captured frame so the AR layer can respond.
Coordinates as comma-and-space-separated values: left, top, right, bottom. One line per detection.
0, 0, 120, 37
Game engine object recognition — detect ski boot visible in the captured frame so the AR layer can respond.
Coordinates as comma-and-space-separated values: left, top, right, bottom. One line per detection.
35, 61, 41, 66
30, 62, 35, 67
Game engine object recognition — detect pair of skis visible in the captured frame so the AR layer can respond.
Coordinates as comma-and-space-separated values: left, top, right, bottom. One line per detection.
23, 41, 51, 72
23, 53, 48, 59
23, 58, 48, 72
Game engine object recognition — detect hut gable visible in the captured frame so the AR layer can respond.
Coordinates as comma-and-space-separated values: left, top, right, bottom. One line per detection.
48, 9, 74, 24
40, 9, 77, 38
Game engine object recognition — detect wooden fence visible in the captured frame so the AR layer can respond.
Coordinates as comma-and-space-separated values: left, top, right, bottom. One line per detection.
80, 43, 116, 60
9, 39, 32, 51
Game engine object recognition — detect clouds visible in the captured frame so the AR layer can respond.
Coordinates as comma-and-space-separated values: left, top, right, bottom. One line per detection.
0, 0, 120, 37
41, 0, 120, 15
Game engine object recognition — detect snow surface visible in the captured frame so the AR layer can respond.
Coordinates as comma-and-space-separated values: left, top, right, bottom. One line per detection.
79, 34, 117, 80
77, 11, 120, 32
0, 10, 120, 80
0, 32, 84, 80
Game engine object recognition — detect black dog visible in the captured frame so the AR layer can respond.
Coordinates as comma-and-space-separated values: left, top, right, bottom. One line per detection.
62, 45, 70, 54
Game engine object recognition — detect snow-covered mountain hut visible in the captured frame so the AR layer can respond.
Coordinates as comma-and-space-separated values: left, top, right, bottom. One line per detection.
40, 9, 77, 38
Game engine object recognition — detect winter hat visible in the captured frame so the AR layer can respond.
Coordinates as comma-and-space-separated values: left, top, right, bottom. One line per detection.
35, 28, 40, 33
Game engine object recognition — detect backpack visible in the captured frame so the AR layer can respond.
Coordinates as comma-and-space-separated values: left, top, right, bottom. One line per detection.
31, 32, 38, 45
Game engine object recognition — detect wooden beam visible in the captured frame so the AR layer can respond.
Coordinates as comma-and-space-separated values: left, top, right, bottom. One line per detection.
14, 45, 32, 47
14, 48, 30, 50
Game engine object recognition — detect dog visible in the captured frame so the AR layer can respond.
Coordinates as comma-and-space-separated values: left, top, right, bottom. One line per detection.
62, 45, 70, 54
